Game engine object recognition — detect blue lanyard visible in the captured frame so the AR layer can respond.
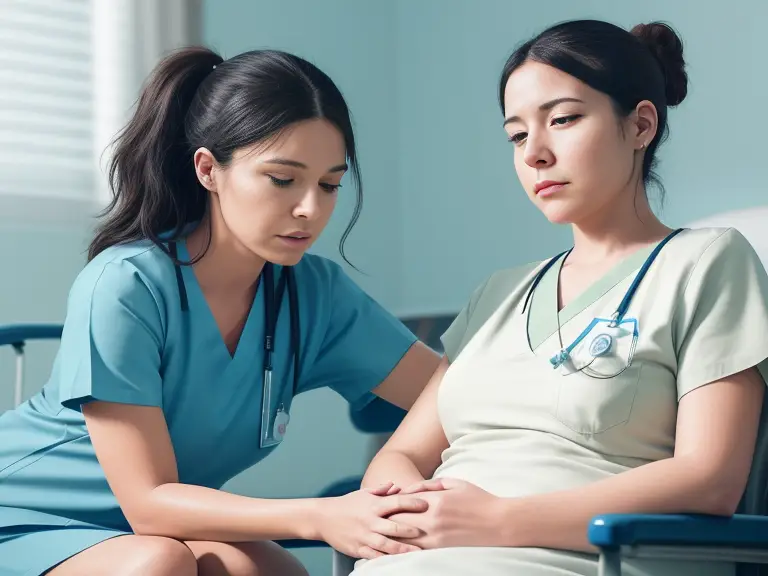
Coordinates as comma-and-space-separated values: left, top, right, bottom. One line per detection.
262, 262, 301, 397
523, 228, 685, 323
170, 242, 300, 397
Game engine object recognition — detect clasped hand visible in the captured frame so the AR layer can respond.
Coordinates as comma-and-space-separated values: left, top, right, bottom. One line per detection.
388, 478, 505, 550
316, 478, 502, 560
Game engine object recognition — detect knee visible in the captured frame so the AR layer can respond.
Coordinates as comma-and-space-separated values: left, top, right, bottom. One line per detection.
191, 540, 308, 576
132, 537, 197, 576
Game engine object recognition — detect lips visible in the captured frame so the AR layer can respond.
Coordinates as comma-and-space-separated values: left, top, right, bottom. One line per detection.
280, 232, 311, 240
534, 180, 568, 195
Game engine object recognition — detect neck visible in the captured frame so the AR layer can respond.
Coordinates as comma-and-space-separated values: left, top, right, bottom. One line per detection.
185, 204, 266, 296
569, 186, 672, 265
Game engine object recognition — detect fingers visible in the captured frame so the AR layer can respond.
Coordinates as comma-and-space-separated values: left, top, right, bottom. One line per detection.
357, 546, 384, 560
365, 482, 398, 496
365, 533, 421, 556
400, 478, 447, 494
372, 517, 422, 540
376, 494, 429, 517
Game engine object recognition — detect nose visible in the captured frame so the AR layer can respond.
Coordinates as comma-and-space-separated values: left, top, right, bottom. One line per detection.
292, 188, 322, 220
523, 131, 555, 169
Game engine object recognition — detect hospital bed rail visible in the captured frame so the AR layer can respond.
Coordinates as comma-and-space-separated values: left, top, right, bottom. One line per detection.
4, 323, 768, 576
0, 323, 62, 408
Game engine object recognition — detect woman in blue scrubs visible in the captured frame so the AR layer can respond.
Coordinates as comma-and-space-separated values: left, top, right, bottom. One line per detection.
0, 47, 440, 576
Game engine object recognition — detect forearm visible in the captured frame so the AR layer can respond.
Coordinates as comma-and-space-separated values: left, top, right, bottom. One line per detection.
499, 456, 731, 553
131, 483, 321, 542
361, 450, 427, 490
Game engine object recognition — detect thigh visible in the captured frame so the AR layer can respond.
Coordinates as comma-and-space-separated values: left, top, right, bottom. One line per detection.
46, 534, 197, 576
187, 540, 308, 576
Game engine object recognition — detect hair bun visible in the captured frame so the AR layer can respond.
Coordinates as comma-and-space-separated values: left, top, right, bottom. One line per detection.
630, 22, 688, 106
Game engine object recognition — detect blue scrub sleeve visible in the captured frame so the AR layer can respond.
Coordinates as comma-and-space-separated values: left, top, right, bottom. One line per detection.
302, 265, 417, 409
57, 260, 165, 411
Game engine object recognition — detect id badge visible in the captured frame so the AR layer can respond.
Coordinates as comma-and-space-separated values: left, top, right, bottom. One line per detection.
260, 370, 291, 448
553, 316, 639, 378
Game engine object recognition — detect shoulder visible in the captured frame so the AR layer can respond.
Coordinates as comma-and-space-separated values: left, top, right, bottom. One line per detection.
68, 240, 176, 318
670, 226, 756, 260
666, 227, 766, 288
440, 260, 545, 361
292, 253, 367, 300
466, 260, 546, 318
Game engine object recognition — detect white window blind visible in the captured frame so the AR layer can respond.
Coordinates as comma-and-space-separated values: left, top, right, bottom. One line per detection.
0, 0, 94, 201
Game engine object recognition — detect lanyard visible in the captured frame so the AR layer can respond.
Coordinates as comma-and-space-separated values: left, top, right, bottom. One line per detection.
521, 229, 685, 374
170, 242, 300, 398
262, 262, 300, 398
523, 228, 685, 323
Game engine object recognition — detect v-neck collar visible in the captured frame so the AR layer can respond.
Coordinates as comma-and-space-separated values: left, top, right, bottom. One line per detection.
177, 239, 263, 365
527, 242, 658, 352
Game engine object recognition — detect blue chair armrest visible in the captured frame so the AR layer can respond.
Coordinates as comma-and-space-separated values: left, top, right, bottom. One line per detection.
0, 324, 63, 347
589, 513, 768, 549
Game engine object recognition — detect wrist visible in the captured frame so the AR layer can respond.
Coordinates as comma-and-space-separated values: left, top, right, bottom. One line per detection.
493, 497, 525, 547
299, 497, 328, 541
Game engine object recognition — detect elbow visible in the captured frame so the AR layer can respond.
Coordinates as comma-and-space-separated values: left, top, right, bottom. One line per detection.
695, 477, 745, 517
126, 508, 168, 537
121, 491, 176, 538
703, 487, 743, 517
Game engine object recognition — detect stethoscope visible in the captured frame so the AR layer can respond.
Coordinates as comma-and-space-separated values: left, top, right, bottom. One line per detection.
169, 241, 300, 448
522, 228, 685, 373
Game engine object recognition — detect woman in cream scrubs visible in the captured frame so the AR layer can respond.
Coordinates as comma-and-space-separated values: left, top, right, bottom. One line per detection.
349, 19, 768, 576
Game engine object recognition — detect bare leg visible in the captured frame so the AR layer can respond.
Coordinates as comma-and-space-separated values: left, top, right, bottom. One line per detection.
45, 535, 198, 576
187, 540, 309, 576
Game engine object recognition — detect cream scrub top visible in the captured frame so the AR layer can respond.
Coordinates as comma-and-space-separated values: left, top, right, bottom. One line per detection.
352, 227, 768, 576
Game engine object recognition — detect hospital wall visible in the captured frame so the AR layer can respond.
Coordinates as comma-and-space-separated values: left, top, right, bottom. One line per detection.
0, 1, 765, 575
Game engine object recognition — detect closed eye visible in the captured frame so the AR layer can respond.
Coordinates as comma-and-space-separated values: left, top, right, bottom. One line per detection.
268, 175, 293, 187
320, 183, 342, 193
551, 114, 582, 127
508, 132, 527, 146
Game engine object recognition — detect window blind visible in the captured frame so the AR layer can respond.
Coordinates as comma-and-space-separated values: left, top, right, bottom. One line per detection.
0, 0, 94, 200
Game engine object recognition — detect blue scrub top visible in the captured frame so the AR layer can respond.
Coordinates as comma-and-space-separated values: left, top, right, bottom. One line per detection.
0, 238, 416, 540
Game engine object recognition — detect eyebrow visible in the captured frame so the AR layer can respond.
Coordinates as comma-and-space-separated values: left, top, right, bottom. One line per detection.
503, 97, 585, 126
263, 158, 348, 173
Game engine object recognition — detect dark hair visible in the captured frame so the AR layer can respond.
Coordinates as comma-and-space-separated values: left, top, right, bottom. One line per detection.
498, 19, 688, 199
88, 46, 363, 263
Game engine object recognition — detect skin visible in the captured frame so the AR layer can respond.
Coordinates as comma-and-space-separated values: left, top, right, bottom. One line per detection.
48, 118, 441, 575
360, 61, 765, 555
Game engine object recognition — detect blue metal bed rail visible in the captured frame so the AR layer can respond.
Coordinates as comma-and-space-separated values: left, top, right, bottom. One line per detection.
0, 323, 63, 407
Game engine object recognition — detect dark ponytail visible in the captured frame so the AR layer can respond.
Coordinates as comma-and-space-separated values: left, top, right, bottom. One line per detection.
89, 47, 222, 261
88, 46, 363, 264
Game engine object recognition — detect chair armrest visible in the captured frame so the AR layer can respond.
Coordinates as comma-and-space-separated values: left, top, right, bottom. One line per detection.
0, 324, 63, 347
589, 513, 768, 549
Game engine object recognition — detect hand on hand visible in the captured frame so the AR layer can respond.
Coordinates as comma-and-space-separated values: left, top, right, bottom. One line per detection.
387, 478, 505, 550
314, 482, 429, 560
